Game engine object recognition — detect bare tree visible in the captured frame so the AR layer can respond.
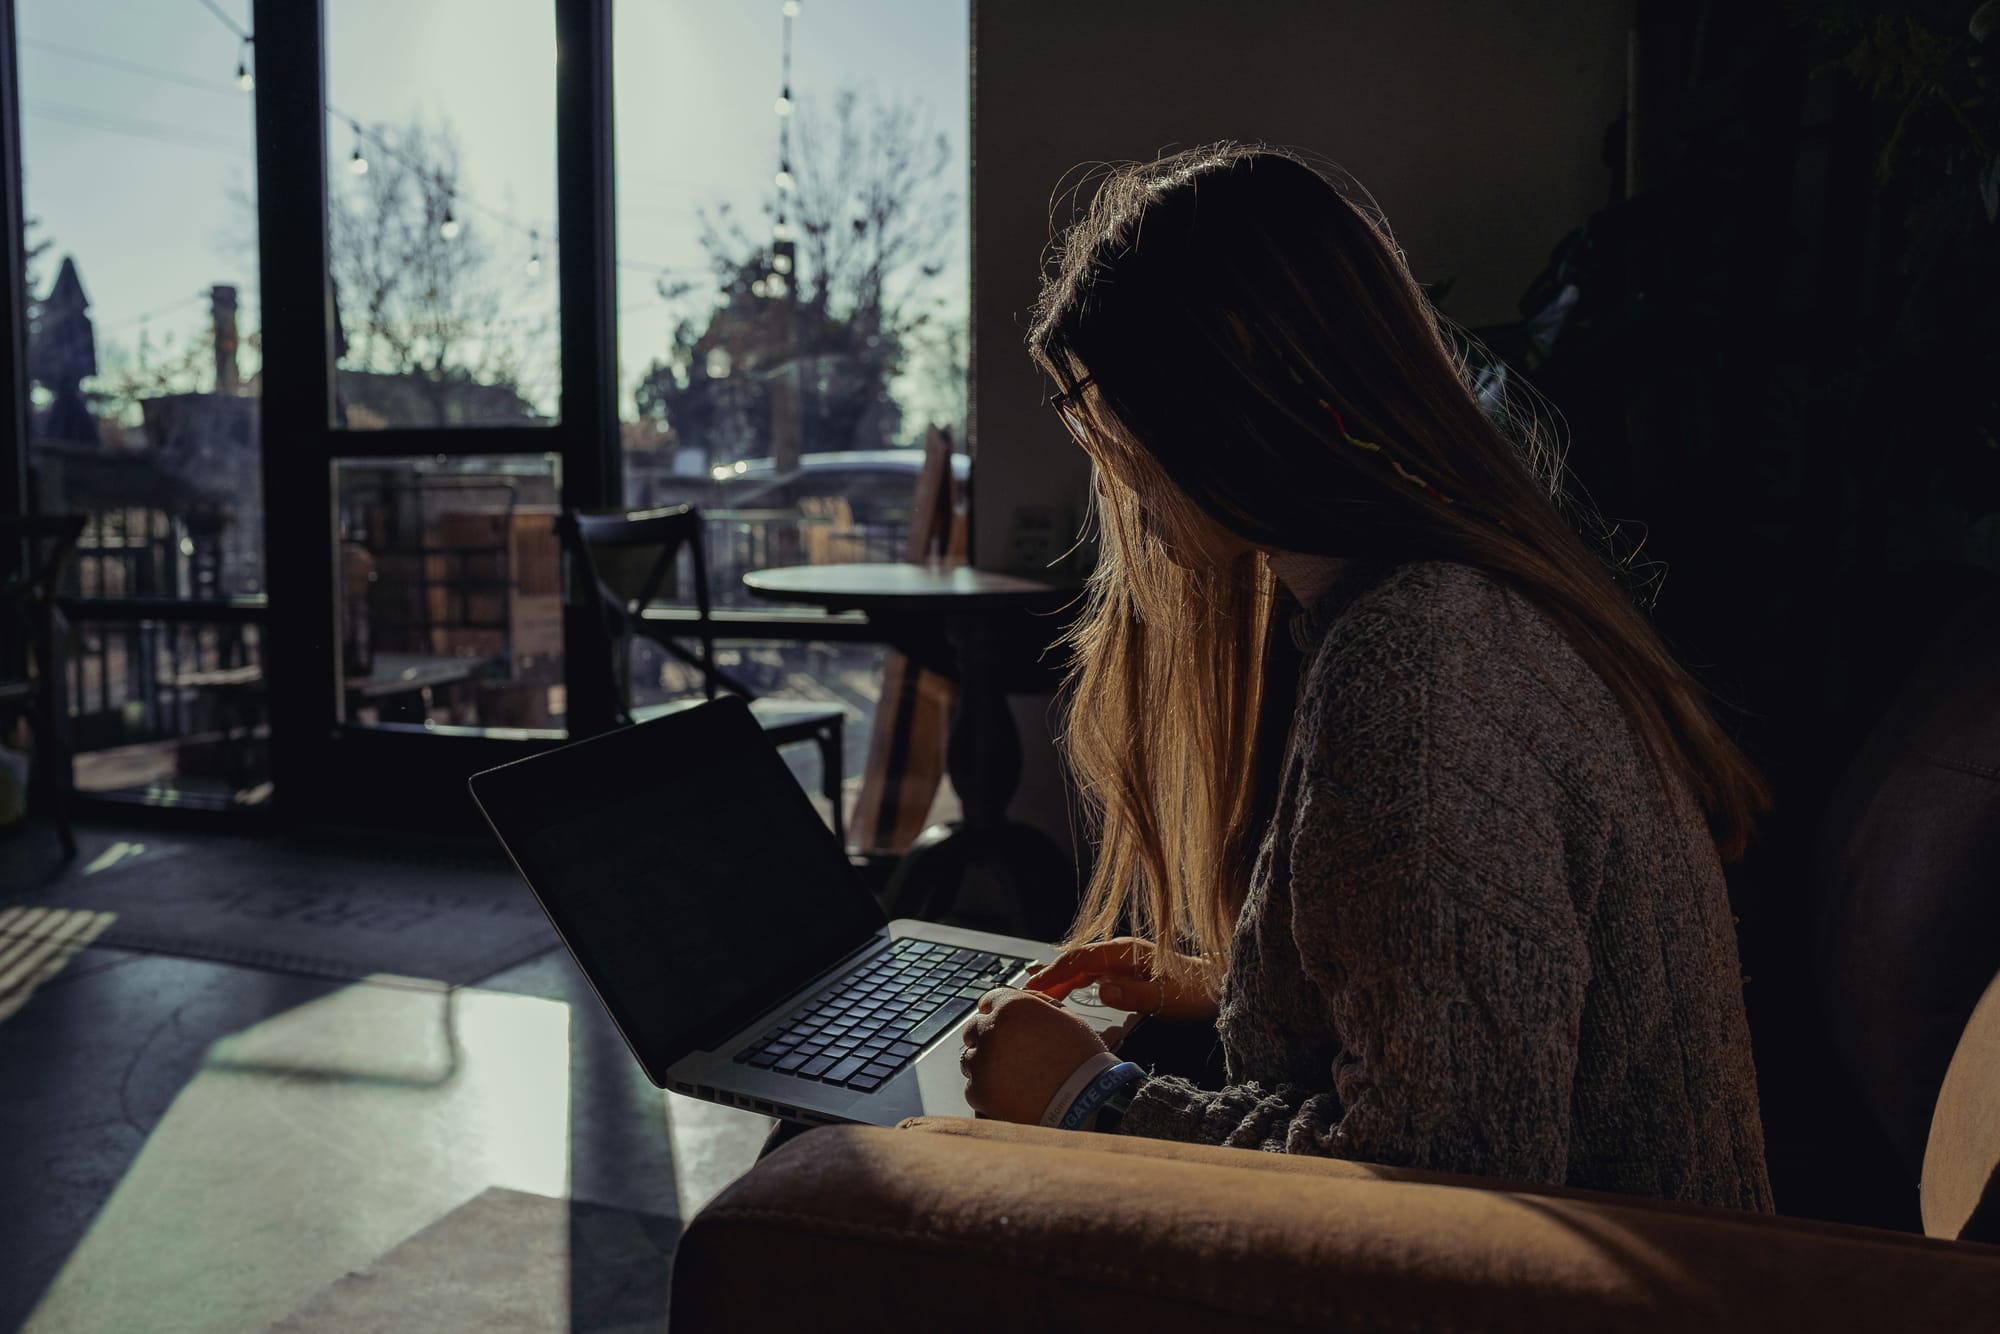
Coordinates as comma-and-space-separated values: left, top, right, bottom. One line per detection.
330, 119, 540, 425
636, 89, 963, 463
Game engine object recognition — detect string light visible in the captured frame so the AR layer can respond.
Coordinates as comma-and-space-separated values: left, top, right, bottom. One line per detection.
235, 39, 253, 91
768, 0, 797, 295
439, 207, 461, 240
527, 229, 543, 275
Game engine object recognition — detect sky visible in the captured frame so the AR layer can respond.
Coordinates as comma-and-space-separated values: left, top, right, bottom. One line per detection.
17, 0, 970, 426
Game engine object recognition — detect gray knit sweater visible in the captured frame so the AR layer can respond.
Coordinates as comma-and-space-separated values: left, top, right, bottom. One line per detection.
1115, 559, 1777, 1214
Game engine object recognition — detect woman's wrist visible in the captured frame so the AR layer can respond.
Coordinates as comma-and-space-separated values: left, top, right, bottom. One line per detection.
1057, 1061, 1147, 1131
1039, 1051, 1122, 1127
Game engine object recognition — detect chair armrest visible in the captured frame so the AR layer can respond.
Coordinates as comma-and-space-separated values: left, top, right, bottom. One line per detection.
671, 1122, 2000, 1333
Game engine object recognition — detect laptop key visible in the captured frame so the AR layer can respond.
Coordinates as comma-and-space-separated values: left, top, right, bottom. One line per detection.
775, 1052, 810, 1072
846, 1073, 884, 1092
746, 1050, 779, 1068
886, 1041, 920, 1061
906, 1002, 971, 1049
825, 1055, 867, 1084
800, 1055, 838, 1079
862, 1061, 896, 1080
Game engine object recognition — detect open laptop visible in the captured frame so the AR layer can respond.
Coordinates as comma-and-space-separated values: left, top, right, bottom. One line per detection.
469, 694, 1132, 1126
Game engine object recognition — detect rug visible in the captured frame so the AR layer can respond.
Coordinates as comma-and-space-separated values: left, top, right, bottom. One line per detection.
0, 836, 560, 985
261, 1187, 679, 1334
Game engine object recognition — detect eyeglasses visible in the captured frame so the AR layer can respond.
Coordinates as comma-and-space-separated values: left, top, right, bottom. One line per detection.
1047, 373, 1096, 449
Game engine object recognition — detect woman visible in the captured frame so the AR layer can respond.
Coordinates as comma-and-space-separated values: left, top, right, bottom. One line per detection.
955, 141, 1776, 1213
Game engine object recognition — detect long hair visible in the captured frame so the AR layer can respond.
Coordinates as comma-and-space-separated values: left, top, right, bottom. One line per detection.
1027, 142, 1772, 988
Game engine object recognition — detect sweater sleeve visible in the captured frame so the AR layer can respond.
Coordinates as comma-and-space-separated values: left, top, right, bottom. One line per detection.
1112, 587, 1594, 1185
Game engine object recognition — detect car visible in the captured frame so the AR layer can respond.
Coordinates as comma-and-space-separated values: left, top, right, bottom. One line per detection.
699, 448, 972, 523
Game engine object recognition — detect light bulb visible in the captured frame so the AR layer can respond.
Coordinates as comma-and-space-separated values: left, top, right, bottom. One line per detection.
774, 94, 794, 117
765, 273, 785, 296
526, 254, 542, 276
771, 252, 792, 274
236, 60, 254, 91
783, 0, 801, 15
774, 169, 796, 193
348, 148, 369, 175
440, 211, 461, 240
750, 278, 769, 297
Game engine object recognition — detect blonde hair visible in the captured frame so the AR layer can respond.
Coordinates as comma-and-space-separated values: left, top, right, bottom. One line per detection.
1031, 142, 1772, 997
1060, 419, 1281, 981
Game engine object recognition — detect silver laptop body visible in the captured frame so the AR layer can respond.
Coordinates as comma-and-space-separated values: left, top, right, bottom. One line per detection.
469, 695, 1128, 1126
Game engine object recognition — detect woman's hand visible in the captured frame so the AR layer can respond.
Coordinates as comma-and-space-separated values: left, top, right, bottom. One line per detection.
958, 987, 1109, 1124
1023, 936, 1223, 1023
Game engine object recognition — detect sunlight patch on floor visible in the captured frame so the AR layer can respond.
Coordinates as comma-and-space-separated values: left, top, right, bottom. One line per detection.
22, 980, 570, 1334
0, 907, 115, 1024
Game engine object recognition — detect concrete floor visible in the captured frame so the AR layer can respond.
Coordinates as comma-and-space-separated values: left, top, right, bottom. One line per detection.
0, 817, 775, 1333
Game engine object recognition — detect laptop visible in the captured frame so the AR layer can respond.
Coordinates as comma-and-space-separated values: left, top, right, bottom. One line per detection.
469, 694, 1133, 1126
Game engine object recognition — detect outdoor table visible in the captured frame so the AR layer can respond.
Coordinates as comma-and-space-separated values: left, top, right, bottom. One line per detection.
343, 652, 488, 726
743, 562, 1082, 939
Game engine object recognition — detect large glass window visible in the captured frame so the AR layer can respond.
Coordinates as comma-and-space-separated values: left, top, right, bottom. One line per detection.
18, 0, 269, 805
323, 0, 560, 428
613, 0, 970, 835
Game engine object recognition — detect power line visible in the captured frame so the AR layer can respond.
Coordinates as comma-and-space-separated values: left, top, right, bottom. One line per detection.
98, 292, 213, 336
27, 28, 704, 280
23, 39, 244, 98
330, 109, 703, 277
26, 100, 248, 156
193, 0, 251, 43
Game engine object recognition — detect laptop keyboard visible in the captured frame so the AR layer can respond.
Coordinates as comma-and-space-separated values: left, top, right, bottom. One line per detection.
732, 938, 1031, 1093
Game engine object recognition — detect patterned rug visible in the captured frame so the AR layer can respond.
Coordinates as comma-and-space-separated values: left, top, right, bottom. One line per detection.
0, 836, 559, 985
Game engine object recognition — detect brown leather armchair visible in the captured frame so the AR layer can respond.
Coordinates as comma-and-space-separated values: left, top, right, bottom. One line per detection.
669, 963, 2000, 1331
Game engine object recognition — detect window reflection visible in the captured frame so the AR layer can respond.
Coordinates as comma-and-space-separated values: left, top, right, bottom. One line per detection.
334, 455, 565, 734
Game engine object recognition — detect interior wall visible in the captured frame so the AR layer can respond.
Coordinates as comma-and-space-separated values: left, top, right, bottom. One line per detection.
970, 0, 1634, 572
969, 0, 1635, 852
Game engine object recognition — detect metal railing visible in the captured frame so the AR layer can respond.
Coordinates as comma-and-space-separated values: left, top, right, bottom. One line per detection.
701, 508, 907, 609
53, 504, 911, 787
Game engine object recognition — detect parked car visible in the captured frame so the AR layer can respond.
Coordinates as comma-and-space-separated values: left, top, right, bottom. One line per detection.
698, 448, 971, 524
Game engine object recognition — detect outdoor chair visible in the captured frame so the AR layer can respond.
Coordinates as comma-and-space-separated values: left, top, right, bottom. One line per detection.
0, 514, 87, 858
557, 505, 847, 847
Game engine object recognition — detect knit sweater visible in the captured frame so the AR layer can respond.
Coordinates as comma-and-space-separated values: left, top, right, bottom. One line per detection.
1114, 558, 1777, 1214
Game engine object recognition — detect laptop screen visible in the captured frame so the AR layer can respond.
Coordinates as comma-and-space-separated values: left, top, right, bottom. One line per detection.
471, 697, 886, 1081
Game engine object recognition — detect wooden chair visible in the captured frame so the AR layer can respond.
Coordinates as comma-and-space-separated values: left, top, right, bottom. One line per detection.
0, 514, 87, 858
557, 505, 848, 847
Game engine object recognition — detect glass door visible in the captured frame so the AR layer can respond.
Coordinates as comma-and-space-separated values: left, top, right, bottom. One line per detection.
252, 0, 617, 826
12, 0, 274, 811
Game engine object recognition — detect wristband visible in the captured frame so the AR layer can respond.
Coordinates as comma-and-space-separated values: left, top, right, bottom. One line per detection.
1039, 1051, 1121, 1128
1058, 1061, 1146, 1131
1093, 1072, 1149, 1134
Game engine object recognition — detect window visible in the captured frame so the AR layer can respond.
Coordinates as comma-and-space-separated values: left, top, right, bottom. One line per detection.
613, 0, 970, 835
17, 0, 270, 804
323, 0, 561, 428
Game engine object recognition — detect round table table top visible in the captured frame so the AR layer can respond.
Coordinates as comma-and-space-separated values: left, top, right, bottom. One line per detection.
743, 562, 1079, 615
